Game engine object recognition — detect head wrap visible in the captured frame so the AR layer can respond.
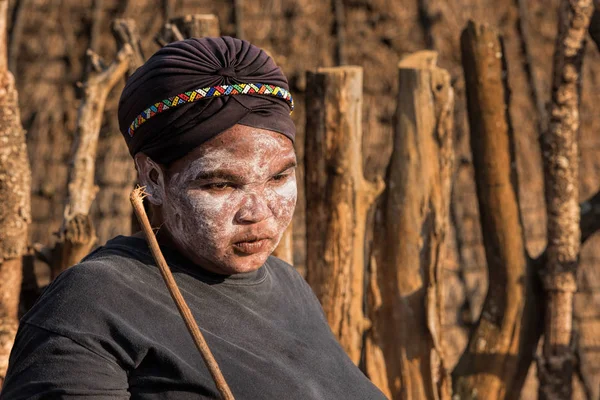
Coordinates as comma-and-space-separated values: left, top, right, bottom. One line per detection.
118, 36, 295, 164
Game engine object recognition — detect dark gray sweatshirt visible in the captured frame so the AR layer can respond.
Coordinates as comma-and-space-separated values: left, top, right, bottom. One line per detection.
1, 236, 386, 399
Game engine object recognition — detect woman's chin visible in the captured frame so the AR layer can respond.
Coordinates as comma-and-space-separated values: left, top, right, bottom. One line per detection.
223, 252, 270, 274
185, 245, 273, 275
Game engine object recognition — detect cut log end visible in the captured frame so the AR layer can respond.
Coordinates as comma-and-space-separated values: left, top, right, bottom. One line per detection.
398, 50, 439, 69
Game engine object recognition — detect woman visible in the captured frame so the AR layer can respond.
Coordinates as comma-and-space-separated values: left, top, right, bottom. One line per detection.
1, 37, 386, 399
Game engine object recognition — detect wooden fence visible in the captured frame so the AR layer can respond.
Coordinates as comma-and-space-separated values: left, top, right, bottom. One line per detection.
1, 4, 600, 400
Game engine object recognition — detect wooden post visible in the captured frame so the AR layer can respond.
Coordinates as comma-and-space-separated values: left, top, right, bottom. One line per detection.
0, 0, 31, 382
171, 14, 220, 38
304, 66, 383, 364
363, 51, 453, 400
538, 0, 594, 398
156, 14, 220, 46
233, 0, 244, 40
452, 21, 540, 399
112, 18, 145, 75
51, 20, 143, 278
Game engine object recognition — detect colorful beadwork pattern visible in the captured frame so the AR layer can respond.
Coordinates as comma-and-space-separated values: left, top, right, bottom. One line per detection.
128, 83, 294, 137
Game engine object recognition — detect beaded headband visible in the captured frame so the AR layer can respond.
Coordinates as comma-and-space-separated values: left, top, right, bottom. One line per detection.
127, 83, 294, 137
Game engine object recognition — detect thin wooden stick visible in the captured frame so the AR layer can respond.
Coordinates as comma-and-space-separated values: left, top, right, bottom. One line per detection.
537, 0, 593, 397
130, 187, 235, 400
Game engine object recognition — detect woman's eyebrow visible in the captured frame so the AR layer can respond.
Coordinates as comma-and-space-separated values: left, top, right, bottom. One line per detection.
193, 160, 297, 181
193, 170, 242, 182
274, 160, 298, 175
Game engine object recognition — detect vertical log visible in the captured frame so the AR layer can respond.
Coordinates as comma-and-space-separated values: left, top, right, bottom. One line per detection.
162, 0, 173, 23
332, 0, 347, 65
0, 0, 6, 72
538, 1, 593, 399
171, 14, 220, 38
453, 21, 540, 399
7, 0, 29, 74
0, 0, 31, 381
363, 51, 454, 400
305, 66, 383, 364
233, 0, 244, 40
156, 14, 220, 47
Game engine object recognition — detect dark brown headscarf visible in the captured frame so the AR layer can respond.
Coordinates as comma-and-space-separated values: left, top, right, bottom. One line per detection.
118, 36, 295, 164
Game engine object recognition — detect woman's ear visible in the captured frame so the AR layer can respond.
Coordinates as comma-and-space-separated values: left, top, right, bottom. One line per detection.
134, 153, 166, 206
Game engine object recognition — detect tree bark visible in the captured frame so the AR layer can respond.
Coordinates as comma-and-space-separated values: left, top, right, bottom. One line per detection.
537, 1, 593, 399
233, 0, 244, 40
155, 23, 184, 47
171, 14, 220, 38
363, 51, 454, 400
332, 0, 346, 66
0, 0, 31, 382
112, 18, 145, 75
156, 14, 220, 47
304, 66, 383, 364
453, 21, 540, 399
51, 22, 140, 279
530, 189, 600, 267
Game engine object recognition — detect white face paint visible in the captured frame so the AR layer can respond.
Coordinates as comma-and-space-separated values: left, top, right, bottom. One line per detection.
141, 125, 297, 275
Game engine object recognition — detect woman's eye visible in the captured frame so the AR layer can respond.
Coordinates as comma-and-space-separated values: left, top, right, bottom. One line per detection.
205, 182, 232, 191
272, 174, 288, 182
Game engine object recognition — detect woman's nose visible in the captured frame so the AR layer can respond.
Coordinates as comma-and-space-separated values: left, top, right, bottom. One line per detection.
234, 192, 271, 224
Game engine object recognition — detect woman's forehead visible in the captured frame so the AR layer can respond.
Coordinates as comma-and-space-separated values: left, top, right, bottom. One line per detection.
205, 125, 292, 154
170, 125, 296, 176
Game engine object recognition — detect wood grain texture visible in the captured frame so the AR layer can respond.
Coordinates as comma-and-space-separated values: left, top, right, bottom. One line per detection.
304, 66, 383, 365
0, 0, 30, 382
364, 51, 454, 400
538, 1, 594, 398
453, 21, 540, 400
157, 13, 220, 46
172, 14, 220, 38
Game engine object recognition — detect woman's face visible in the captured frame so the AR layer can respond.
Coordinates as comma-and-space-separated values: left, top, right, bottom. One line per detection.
137, 124, 297, 275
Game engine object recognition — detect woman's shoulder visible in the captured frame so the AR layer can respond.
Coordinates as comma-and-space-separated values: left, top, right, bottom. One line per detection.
21, 239, 159, 333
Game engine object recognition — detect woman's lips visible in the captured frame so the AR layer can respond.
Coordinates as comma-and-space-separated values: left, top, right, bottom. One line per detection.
232, 238, 271, 254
